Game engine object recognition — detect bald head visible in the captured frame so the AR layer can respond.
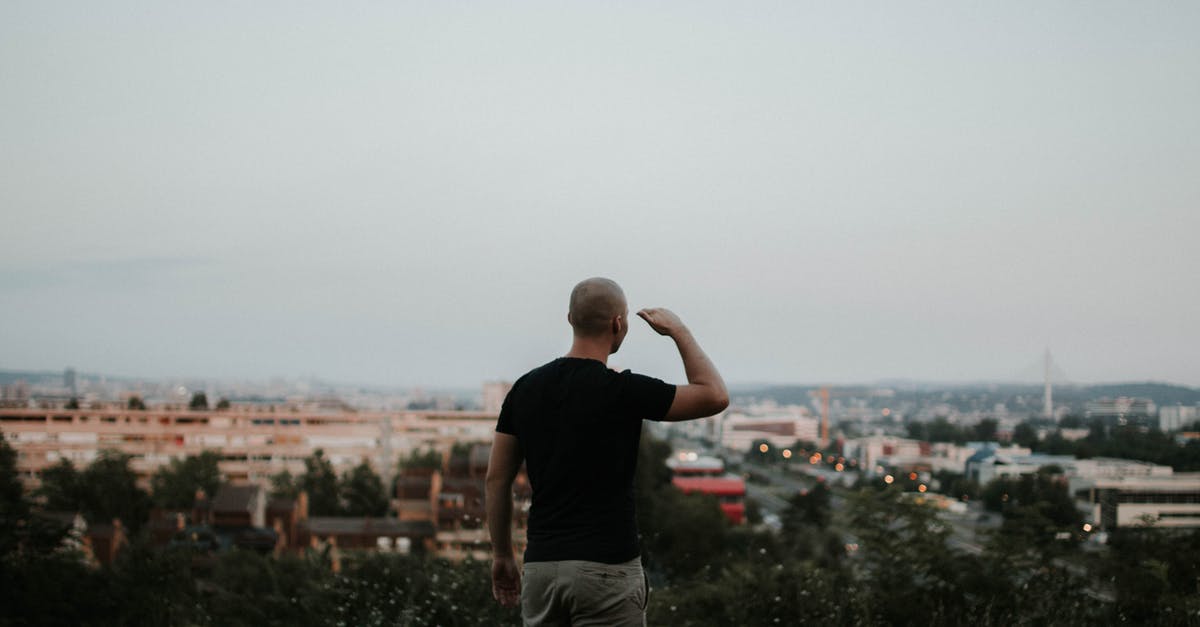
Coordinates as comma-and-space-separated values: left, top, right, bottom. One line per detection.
568, 277, 627, 338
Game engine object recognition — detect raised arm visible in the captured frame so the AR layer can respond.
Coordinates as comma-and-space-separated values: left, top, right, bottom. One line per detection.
485, 431, 522, 607
637, 308, 729, 421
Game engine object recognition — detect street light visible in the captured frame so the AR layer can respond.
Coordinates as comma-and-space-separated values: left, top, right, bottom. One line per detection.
759, 443, 769, 453
782, 449, 792, 459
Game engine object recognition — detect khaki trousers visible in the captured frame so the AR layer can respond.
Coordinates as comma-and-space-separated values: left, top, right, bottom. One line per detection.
521, 557, 648, 627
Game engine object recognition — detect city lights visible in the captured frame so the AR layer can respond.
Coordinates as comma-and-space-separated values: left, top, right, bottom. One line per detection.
1, 2, 1196, 623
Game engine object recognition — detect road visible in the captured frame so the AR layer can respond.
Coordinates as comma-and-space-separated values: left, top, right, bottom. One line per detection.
671, 440, 1114, 601
671, 438, 1000, 554
699, 443, 994, 553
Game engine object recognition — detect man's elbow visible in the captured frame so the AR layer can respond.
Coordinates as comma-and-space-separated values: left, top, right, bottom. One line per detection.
712, 390, 730, 413
707, 391, 729, 416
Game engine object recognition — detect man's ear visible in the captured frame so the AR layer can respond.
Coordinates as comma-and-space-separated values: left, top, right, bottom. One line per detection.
611, 315, 622, 335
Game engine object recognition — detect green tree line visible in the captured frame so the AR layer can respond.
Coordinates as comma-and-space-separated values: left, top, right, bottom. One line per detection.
4, 429, 1200, 625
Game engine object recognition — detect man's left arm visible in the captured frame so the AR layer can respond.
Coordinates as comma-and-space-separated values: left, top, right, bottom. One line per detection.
486, 431, 522, 608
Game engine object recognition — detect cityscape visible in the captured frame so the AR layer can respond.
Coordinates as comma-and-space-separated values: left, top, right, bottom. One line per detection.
3, 2, 1198, 625
2, 363, 1198, 624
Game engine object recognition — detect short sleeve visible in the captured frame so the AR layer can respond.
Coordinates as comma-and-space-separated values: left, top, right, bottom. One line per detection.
496, 387, 518, 435
615, 370, 676, 422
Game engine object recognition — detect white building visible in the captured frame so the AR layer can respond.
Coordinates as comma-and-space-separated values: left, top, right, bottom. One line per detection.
967, 452, 1171, 487
481, 381, 513, 415
1076, 474, 1200, 529
1085, 397, 1157, 425
966, 451, 1067, 485
716, 404, 818, 454
842, 436, 926, 475
1159, 405, 1199, 432
929, 442, 1031, 475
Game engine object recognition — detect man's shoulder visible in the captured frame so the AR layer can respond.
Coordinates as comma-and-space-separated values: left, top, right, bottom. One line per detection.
506, 358, 565, 396
512, 358, 566, 385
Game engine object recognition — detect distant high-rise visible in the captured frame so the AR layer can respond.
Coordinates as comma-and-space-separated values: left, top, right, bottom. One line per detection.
64, 367, 77, 395
1043, 349, 1053, 420
482, 381, 513, 415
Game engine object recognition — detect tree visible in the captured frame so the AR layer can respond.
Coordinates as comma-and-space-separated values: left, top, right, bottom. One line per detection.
632, 431, 728, 579
39, 451, 151, 531
64, 398, 80, 410
0, 434, 24, 515
639, 488, 728, 579
301, 449, 341, 516
397, 448, 442, 473
215, 398, 231, 411
932, 470, 978, 502
783, 482, 831, 531
1058, 414, 1083, 428
1100, 528, 1200, 621
339, 461, 389, 517
972, 418, 998, 441
1012, 421, 1039, 448
79, 450, 152, 532
1, 432, 72, 559
151, 451, 222, 509
980, 467, 1082, 556
36, 459, 84, 512
745, 439, 776, 464
0, 433, 29, 556
907, 417, 970, 443
268, 470, 301, 500
845, 487, 980, 624
127, 396, 146, 411
189, 392, 209, 411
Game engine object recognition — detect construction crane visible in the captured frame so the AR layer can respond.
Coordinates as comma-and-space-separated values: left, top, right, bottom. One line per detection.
809, 386, 867, 446
814, 387, 832, 445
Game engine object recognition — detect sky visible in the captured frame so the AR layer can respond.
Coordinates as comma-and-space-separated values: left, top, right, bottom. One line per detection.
1, 2, 1198, 388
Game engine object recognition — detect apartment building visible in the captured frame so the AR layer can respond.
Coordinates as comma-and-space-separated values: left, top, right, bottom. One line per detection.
0, 406, 498, 489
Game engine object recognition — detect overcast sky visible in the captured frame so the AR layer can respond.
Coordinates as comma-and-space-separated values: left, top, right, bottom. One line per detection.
2, 2, 1197, 388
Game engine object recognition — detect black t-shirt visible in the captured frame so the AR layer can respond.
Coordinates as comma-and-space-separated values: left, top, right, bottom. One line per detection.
496, 357, 676, 564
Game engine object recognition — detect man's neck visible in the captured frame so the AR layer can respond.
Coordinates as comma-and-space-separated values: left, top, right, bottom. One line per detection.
564, 337, 610, 365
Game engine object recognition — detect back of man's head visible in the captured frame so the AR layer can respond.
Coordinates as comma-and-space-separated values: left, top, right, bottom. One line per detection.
568, 277, 626, 337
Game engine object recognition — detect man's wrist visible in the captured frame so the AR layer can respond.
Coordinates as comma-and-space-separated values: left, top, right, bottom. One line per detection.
670, 327, 695, 344
492, 548, 515, 560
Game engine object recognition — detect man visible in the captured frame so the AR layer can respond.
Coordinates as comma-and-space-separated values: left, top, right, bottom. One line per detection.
486, 277, 728, 626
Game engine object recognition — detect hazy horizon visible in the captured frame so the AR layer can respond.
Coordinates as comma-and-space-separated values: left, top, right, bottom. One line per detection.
3, 3, 1197, 388
1, 364, 1194, 395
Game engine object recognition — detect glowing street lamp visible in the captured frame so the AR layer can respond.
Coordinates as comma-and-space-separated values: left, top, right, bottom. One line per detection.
884, 475, 894, 484
759, 443, 769, 453
782, 449, 793, 459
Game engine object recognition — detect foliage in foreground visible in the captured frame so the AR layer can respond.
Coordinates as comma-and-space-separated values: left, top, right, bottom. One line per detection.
4, 432, 1200, 625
